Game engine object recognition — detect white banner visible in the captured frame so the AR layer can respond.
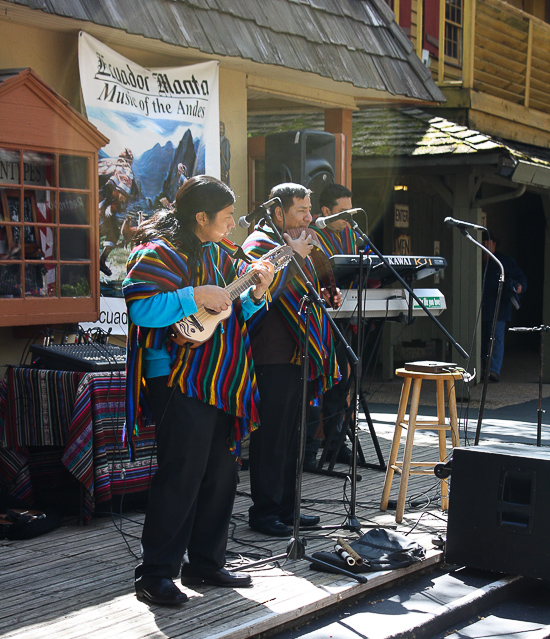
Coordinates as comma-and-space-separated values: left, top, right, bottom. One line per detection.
80, 297, 128, 336
78, 31, 220, 313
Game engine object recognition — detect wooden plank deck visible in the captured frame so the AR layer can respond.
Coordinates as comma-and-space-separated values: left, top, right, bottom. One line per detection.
0, 412, 452, 639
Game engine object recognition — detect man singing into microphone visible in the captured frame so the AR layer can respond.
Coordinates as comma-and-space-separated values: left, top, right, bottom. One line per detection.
242, 183, 341, 537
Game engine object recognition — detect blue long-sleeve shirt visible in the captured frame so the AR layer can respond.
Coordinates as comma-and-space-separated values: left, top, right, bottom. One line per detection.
129, 285, 264, 378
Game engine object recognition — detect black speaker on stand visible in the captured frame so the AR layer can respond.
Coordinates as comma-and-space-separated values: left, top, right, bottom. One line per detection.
265, 130, 335, 213
445, 443, 550, 580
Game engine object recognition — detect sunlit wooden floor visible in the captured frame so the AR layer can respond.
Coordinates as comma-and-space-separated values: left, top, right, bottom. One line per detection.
0, 414, 453, 639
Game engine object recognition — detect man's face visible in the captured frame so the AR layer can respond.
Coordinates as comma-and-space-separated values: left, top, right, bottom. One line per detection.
325, 196, 353, 232
277, 195, 312, 230
483, 239, 497, 254
195, 204, 235, 243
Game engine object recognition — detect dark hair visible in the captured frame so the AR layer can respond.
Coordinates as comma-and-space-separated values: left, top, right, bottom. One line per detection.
133, 175, 235, 278
482, 229, 499, 246
319, 183, 353, 211
268, 182, 311, 213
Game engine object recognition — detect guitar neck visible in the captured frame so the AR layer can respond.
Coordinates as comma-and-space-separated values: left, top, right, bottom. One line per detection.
225, 270, 259, 302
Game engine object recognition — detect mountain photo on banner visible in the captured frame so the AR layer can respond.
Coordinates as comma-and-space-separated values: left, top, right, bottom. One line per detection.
78, 31, 220, 299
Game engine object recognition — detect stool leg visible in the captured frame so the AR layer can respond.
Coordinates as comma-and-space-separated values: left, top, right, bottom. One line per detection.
436, 378, 450, 510
396, 378, 422, 523
447, 378, 460, 448
380, 377, 411, 512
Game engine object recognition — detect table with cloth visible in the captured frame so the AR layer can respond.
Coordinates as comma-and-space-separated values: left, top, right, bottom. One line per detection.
0, 366, 157, 522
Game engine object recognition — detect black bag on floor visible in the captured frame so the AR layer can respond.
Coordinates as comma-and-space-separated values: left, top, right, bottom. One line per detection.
310, 528, 426, 574
0, 493, 63, 540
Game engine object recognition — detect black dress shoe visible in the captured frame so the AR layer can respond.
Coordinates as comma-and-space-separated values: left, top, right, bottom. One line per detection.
303, 452, 318, 471
135, 577, 188, 605
181, 566, 252, 588
281, 514, 321, 527
326, 444, 354, 465
249, 519, 293, 537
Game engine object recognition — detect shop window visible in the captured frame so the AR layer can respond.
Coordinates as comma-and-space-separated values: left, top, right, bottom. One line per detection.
0, 150, 91, 299
0, 68, 107, 327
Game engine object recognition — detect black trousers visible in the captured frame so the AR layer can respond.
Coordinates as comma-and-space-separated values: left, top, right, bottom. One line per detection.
306, 321, 350, 454
135, 377, 238, 581
248, 363, 302, 524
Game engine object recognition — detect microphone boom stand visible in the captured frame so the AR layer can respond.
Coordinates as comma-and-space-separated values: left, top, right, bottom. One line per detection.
453, 230, 505, 445
241, 210, 367, 583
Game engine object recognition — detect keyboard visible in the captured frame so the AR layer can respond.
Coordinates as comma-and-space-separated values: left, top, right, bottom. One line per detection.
30, 343, 127, 372
328, 288, 447, 319
329, 254, 447, 287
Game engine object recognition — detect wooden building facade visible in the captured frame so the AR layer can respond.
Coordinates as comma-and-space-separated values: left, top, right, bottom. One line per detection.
0, 0, 443, 374
247, 0, 550, 378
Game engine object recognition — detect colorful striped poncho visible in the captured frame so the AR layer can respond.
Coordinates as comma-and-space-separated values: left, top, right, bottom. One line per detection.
311, 225, 358, 258
242, 225, 339, 398
123, 238, 260, 455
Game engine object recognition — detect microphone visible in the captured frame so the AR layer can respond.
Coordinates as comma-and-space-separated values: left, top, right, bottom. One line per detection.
444, 217, 486, 232
238, 197, 281, 228
315, 208, 363, 229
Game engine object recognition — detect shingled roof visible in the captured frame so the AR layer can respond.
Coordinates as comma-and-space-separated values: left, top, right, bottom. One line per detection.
5, 0, 445, 103
248, 107, 550, 170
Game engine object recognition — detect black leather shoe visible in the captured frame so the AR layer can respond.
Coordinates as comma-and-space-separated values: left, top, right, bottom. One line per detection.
303, 452, 318, 472
181, 566, 252, 588
135, 577, 188, 605
281, 514, 321, 527
249, 519, 293, 537
326, 444, 354, 465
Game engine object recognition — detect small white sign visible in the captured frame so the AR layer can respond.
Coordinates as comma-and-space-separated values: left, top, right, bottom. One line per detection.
394, 203, 409, 228
80, 296, 128, 336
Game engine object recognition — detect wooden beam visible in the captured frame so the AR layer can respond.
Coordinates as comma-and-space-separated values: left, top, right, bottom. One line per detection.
451, 172, 482, 372
416, 0, 423, 59
542, 192, 550, 382
462, 0, 475, 90
438, 85, 472, 108
525, 18, 533, 108
325, 108, 353, 188
469, 92, 550, 144
437, 0, 445, 84
247, 75, 357, 111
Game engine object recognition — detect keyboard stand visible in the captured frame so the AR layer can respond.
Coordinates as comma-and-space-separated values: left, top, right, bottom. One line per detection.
308, 317, 387, 477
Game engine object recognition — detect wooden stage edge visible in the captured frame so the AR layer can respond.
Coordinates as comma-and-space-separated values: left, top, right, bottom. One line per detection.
213, 551, 443, 639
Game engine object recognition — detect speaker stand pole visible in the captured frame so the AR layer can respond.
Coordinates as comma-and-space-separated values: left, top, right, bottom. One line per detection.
457, 232, 505, 446
509, 325, 550, 446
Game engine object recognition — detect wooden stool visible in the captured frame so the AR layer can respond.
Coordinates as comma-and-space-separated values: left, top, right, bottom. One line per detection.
380, 367, 462, 523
